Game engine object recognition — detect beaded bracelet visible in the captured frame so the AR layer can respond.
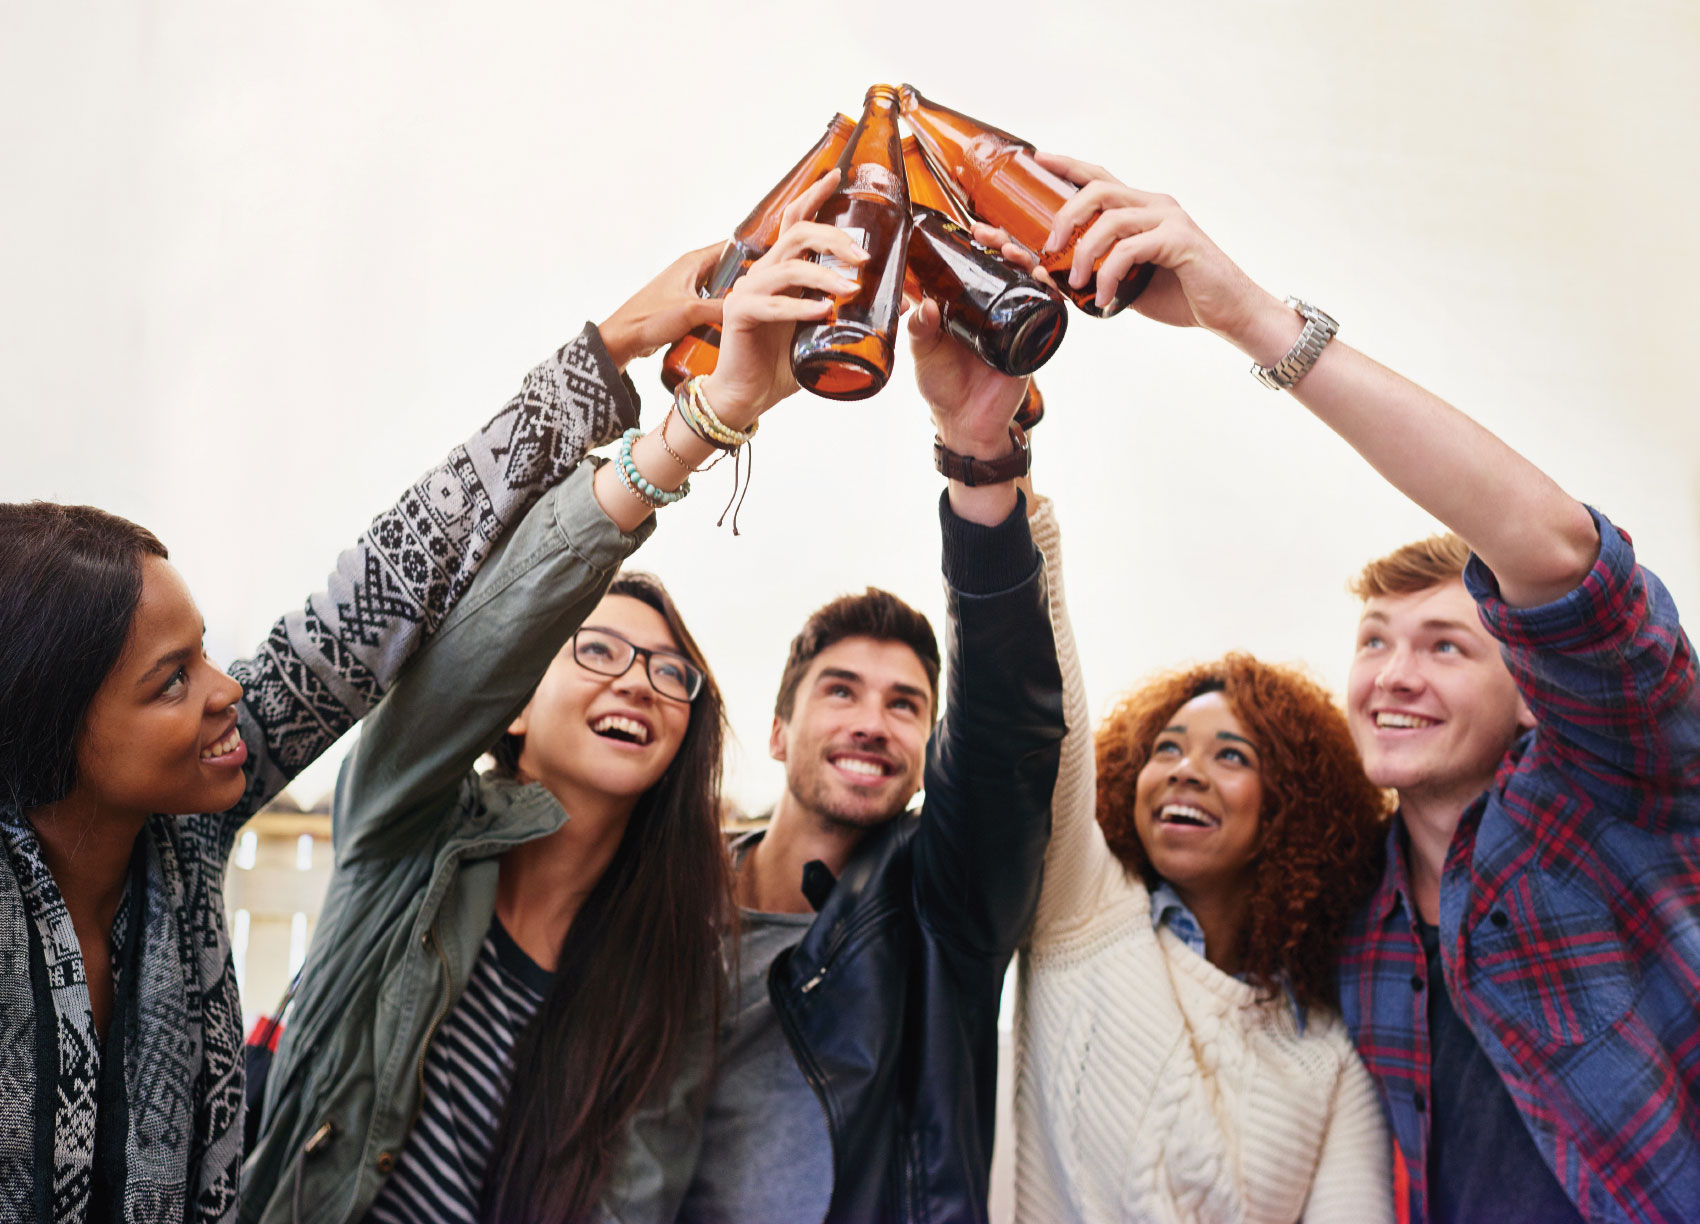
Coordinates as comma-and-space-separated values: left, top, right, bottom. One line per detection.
617, 428, 690, 508
677, 375, 757, 450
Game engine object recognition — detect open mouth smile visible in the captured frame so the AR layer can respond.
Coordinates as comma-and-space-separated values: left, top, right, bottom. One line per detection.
200, 725, 247, 767
829, 753, 895, 782
1155, 803, 1220, 830
1373, 711, 1440, 730
591, 714, 653, 746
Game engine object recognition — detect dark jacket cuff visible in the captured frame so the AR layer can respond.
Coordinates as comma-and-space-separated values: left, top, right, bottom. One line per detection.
938, 488, 1040, 596
583, 321, 642, 434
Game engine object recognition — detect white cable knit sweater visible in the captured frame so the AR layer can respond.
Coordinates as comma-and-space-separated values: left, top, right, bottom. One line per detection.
1014, 498, 1393, 1224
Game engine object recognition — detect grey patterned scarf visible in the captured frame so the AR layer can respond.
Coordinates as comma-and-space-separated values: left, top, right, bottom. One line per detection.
0, 807, 243, 1224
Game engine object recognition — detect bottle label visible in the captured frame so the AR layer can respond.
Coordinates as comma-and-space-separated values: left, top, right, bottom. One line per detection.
819, 227, 869, 283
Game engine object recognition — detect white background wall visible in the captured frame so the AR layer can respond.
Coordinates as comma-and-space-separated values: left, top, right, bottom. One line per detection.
4, 1, 1696, 815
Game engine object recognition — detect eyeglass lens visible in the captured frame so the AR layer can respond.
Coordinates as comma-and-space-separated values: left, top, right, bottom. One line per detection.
573, 628, 702, 701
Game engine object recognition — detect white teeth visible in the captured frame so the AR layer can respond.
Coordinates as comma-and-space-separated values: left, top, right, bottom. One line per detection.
1159, 805, 1215, 827
833, 757, 884, 777
592, 715, 650, 744
1375, 712, 1437, 729
201, 728, 241, 760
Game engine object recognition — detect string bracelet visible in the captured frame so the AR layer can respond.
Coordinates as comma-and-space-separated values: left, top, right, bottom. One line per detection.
678, 375, 757, 450
617, 428, 689, 509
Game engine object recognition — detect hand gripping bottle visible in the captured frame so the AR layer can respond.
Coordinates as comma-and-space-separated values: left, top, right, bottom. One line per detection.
789, 85, 911, 400
901, 136, 1066, 378
659, 113, 855, 391
898, 84, 1153, 318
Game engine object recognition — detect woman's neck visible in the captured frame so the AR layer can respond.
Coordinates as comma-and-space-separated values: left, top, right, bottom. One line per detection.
1170, 877, 1250, 978
27, 791, 143, 934
25, 790, 145, 1039
495, 781, 634, 970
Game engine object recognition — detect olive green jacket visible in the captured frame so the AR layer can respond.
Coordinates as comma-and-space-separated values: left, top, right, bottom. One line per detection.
237, 462, 690, 1224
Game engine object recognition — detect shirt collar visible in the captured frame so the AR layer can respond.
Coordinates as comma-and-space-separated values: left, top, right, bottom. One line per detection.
1149, 879, 1308, 1033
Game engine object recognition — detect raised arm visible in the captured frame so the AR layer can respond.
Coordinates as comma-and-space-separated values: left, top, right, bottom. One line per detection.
222, 246, 726, 831
987, 156, 1601, 606
328, 178, 873, 861
1024, 492, 1125, 942
906, 298, 1067, 957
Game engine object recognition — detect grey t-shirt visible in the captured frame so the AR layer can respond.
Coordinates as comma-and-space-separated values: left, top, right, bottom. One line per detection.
677, 909, 833, 1224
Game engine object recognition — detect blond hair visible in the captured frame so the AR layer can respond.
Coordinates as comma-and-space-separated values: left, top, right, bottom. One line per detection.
1349, 532, 1472, 600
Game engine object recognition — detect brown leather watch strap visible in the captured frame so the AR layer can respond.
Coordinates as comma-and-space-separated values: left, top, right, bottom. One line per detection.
933, 425, 1030, 487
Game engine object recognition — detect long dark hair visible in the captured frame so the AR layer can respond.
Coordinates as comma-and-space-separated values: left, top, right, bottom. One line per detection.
0, 502, 169, 814
1094, 654, 1389, 1012
481, 571, 733, 1224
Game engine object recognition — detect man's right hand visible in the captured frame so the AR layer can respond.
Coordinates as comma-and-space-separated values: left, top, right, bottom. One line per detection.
976, 155, 1303, 366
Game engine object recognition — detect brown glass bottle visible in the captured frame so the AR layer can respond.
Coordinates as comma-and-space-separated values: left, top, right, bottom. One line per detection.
898, 84, 1153, 319
660, 113, 854, 391
901, 137, 1067, 378
1014, 380, 1044, 430
790, 86, 911, 401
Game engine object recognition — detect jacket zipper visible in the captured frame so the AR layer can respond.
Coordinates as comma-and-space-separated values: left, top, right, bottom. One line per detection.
770, 953, 838, 1224
800, 898, 901, 993
776, 895, 908, 1218
408, 926, 453, 1136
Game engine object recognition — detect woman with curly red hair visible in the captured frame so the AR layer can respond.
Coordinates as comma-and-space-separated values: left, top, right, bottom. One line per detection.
1011, 489, 1395, 1223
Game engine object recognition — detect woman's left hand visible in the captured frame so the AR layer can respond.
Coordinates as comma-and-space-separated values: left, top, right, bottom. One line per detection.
599, 244, 727, 370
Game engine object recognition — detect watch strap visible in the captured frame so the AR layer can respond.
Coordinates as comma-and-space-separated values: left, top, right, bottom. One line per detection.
933, 425, 1031, 487
1251, 298, 1338, 390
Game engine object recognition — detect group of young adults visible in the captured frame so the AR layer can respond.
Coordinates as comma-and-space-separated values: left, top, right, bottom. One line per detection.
1, 146, 1693, 1224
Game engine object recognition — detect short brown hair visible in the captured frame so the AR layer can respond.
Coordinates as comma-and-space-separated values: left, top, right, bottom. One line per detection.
774, 589, 940, 722
1095, 654, 1390, 1012
1349, 532, 1472, 601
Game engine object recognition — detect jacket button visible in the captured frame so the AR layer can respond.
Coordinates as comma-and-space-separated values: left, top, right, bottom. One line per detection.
1413, 1092, 1427, 1112
1490, 910, 1509, 929
1410, 974, 1425, 992
375, 1151, 395, 1176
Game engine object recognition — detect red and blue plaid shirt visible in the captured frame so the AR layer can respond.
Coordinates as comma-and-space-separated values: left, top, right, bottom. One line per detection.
1338, 510, 1700, 1224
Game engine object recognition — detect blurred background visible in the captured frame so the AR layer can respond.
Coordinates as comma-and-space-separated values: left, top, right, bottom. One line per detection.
4, 0, 1697, 1016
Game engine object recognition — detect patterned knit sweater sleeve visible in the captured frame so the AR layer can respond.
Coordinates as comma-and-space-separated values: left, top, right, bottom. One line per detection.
219, 324, 636, 843
1026, 496, 1132, 944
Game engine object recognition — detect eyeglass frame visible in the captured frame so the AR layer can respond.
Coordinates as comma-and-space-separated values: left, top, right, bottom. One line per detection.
570, 626, 705, 703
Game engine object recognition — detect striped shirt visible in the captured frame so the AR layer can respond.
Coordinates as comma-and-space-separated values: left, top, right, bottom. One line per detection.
365, 917, 551, 1224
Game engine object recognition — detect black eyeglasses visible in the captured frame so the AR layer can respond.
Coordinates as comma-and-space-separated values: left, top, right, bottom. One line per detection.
571, 627, 704, 703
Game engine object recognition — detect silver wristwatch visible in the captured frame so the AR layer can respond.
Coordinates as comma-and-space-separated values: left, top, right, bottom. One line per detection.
1250, 298, 1338, 390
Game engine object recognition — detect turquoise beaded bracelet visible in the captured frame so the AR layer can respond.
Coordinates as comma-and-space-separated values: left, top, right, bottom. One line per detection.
618, 428, 690, 507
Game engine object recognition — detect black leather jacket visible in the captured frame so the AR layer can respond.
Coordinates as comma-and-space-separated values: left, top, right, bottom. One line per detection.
763, 512, 1065, 1224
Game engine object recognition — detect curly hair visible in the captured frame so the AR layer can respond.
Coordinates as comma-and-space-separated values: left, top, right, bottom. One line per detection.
1095, 653, 1389, 1013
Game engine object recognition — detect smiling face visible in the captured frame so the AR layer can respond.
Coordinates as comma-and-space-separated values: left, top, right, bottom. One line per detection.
71, 556, 248, 819
1132, 691, 1265, 903
1347, 578, 1533, 813
509, 593, 693, 812
769, 635, 931, 831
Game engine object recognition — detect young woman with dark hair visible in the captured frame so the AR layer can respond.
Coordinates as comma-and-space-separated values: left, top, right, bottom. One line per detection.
1004, 483, 1397, 1223
241, 170, 873, 1224
0, 195, 864, 1221
242, 570, 731, 1224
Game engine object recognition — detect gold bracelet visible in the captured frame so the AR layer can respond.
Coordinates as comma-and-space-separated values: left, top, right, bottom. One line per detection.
656, 410, 693, 470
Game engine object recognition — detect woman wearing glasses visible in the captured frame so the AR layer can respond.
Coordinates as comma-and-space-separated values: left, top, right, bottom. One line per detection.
243, 171, 871, 1224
